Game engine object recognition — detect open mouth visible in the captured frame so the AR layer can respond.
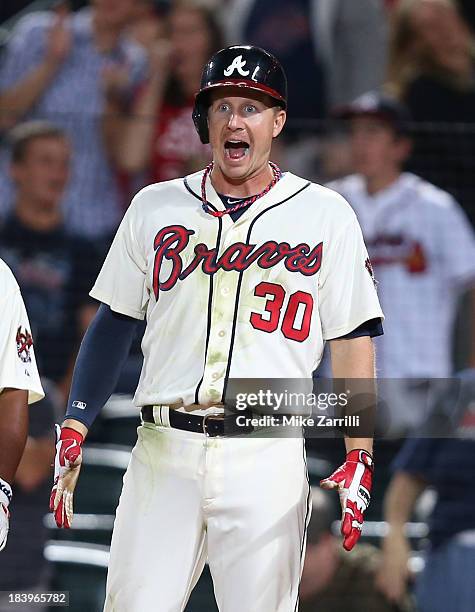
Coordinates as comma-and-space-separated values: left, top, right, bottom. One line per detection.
224, 140, 250, 160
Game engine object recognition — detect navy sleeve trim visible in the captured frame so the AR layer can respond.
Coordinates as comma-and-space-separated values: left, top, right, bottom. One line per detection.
335, 318, 384, 340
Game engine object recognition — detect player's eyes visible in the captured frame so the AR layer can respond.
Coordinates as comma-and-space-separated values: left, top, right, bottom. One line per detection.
216, 103, 230, 113
244, 105, 257, 113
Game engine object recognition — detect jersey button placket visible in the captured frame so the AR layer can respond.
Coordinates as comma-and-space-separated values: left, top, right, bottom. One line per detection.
200, 253, 238, 402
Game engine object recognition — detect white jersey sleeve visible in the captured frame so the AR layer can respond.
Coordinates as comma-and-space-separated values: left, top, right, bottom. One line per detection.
90, 195, 148, 319
0, 260, 44, 404
318, 209, 384, 340
436, 196, 475, 287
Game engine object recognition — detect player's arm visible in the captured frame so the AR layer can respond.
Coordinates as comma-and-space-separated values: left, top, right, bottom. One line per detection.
329, 335, 375, 455
320, 335, 376, 551
50, 303, 139, 528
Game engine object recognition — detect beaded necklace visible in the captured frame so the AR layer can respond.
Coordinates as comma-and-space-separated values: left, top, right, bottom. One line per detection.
200, 161, 282, 218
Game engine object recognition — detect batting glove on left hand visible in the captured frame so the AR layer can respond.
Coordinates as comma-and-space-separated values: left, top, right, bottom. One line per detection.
320, 449, 373, 551
0, 477, 12, 552
49, 424, 84, 528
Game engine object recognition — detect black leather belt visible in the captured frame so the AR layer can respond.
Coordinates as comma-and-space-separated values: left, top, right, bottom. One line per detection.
141, 405, 254, 437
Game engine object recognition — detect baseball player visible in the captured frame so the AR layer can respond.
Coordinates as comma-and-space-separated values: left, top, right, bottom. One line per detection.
50, 46, 383, 611
0, 257, 44, 551
329, 92, 475, 433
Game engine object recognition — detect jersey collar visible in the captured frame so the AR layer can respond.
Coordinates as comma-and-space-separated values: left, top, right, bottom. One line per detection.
185, 168, 310, 228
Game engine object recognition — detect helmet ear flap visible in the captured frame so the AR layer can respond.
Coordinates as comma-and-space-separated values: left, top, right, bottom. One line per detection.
192, 95, 209, 144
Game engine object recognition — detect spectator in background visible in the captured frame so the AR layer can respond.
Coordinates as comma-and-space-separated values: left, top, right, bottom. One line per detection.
223, 0, 388, 135
126, 0, 167, 50
329, 93, 475, 435
386, 0, 475, 226
0, 122, 100, 401
299, 487, 412, 612
104, 1, 221, 184
0, 382, 57, 612
376, 374, 475, 612
0, 0, 147, 240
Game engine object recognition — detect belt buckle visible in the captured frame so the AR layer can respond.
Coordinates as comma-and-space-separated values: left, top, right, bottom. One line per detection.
202, 413, 224, 437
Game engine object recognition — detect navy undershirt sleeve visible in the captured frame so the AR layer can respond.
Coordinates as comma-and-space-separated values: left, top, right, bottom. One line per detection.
64, 303, 140, 429
337, 317, 384, 339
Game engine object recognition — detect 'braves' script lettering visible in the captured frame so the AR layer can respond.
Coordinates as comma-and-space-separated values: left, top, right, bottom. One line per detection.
153, 225, 323, 298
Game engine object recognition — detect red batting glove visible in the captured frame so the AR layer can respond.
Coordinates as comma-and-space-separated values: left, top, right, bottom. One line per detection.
320, 449, 373, 551
49, 424, 84, 528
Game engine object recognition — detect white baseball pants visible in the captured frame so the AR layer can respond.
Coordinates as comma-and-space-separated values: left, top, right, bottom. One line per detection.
104, 423, 311, 612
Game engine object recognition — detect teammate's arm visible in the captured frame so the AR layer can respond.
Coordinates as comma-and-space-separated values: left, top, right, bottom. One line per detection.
0, 265, 44, 551
0, 389, 29, 551
50, 303, 139, 528
0, 389, 29, 485
320, 336, 375, 551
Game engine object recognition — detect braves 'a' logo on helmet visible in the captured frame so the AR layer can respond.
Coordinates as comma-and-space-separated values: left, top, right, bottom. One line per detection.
193, 45, 287, 144
16, 326, 33, 363
223, 55, 250, 77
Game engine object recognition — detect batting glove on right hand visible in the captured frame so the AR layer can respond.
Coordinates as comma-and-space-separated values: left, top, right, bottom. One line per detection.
0, 477, 12, 551
49, 425, 84, 528
320, 449, 374, 551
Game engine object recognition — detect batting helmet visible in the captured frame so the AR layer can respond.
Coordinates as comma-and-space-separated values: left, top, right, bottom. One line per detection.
192, 45, 287, 144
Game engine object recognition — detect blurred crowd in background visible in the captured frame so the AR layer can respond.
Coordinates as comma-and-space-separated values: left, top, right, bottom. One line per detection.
0, 1, 474, 611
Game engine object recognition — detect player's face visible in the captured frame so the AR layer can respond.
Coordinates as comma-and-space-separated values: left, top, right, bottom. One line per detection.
349, 117, 410, 180
10, 137, 70, 207
207, 87, 286, 185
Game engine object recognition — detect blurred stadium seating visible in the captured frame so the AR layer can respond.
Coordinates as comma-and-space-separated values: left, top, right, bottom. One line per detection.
45, 541, 108, 612
71, 445, 129, 515
87, 395, 141, 448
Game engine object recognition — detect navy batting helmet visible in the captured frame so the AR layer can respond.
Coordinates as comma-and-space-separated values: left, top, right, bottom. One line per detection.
192, 45, 288, 144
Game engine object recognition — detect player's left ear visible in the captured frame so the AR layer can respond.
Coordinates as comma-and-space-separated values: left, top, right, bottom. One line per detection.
272, 109, 286, 138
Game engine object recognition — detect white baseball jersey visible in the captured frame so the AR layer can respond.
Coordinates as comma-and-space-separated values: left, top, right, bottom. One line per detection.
329, 172, 475, 378
0, 258, 44, 403
91, 170, 383, 407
